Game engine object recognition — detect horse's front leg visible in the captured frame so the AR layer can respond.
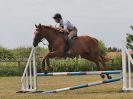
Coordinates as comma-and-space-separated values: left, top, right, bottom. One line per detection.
41, 58, 52, 74
48, 44, 53, 52
41, 44, 53, 73
42, 51, 63, 74
46, 58, 53, 72
42, 58, 47, 74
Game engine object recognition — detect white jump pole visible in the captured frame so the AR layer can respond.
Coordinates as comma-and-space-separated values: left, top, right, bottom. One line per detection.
122, 41, 127, 90
21, 47, 37, 92
122, 41, 133, 91
33, 47, 37, 91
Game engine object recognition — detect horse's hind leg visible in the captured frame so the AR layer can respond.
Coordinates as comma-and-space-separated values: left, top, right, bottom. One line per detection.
99, 59, 112, 79
81, 53, 105, 79
94, 61, 105, 79
93, 55, 112, 79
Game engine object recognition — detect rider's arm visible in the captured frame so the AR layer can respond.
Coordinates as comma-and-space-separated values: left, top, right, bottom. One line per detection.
62, 21, 69, 32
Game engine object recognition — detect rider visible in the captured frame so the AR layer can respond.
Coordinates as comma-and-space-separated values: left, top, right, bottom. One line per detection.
52, 13, 78, 54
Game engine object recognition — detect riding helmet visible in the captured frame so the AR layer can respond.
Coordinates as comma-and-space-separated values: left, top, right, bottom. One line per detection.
53, 13, 62, 19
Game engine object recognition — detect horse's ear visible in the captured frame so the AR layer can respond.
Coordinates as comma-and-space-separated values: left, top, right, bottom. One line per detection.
35, 24, 38, 28
38, 24, 42, 29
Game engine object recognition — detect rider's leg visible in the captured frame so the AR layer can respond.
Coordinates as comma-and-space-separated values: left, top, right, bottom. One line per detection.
68, 27, 78, 46
68, 27, 78, 39
65, 28, 77, 54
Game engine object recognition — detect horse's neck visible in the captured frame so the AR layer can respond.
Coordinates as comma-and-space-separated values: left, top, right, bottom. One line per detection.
43, 28, 61, 44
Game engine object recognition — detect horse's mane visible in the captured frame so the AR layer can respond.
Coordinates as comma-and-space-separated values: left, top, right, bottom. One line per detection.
41, 25, 65, 34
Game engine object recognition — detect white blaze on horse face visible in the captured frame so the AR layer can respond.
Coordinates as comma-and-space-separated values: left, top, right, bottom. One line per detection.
34, 32, 36, 36
34, 29, 43, 43
34, 30, 39, 42
34, 29, 39, 36
34, 29, 37, 34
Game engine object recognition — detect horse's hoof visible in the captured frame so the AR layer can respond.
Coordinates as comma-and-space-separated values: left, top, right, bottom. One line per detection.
100, 74, 105, 79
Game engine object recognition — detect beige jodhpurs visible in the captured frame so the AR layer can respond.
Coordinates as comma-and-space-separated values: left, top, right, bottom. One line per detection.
68, 27, 78, 39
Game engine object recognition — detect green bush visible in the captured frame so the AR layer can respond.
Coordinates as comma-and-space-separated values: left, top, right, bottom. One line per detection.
0, 47, 15, 61
98, 40, 107, 55
0, 65, 19, 76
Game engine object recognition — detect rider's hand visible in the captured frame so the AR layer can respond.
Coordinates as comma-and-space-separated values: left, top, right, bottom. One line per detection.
62, 29, 68, 33
59, 29, 64, 32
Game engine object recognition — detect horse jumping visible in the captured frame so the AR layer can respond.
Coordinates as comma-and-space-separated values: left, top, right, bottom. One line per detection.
33, 24, 111, 79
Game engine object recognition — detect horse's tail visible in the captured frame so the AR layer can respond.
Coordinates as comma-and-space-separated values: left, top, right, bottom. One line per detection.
93, 38, 111, 62
89, 37, 110, 62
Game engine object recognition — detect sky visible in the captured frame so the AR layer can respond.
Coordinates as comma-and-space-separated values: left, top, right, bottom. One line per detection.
0, 0, 133, 49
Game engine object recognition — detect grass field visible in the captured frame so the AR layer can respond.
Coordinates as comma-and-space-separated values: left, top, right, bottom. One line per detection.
0, 75, 133, 99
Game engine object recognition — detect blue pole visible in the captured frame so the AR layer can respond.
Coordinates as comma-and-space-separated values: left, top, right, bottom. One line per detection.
43, 77, 122, 94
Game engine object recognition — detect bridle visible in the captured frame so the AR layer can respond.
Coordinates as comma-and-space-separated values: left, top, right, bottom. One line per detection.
35, 29, 48, 46
41, 38, 48, 45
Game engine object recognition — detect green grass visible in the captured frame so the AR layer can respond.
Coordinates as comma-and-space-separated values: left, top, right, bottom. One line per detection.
0, 75, 133, 99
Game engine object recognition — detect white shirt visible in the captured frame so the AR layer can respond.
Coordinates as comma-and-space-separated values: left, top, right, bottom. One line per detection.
59, 19, 75, 31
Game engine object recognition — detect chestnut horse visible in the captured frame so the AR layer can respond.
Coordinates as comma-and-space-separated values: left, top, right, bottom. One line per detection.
33, 24, 111, 79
